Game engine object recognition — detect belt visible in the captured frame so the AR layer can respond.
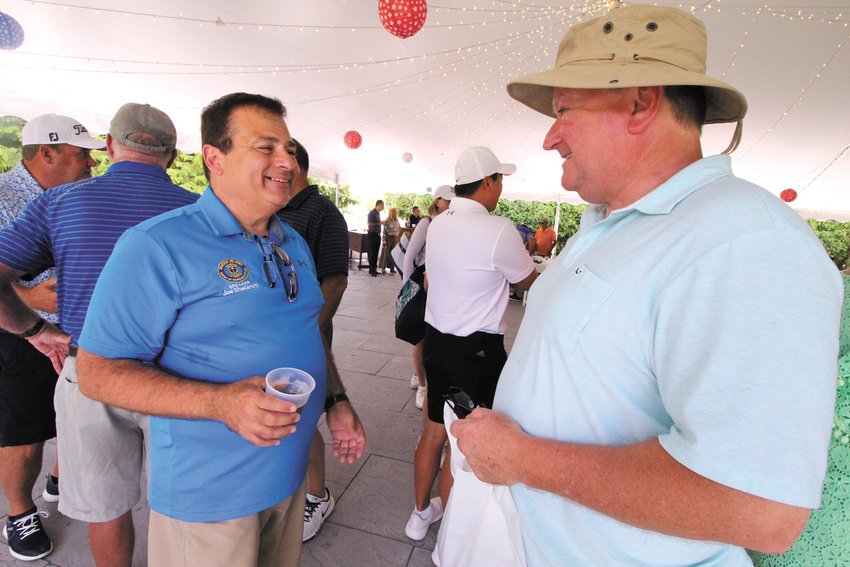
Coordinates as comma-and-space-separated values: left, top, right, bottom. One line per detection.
68, 344, 79, 357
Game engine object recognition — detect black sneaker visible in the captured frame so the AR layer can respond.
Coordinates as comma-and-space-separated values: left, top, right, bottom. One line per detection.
4, 508, 53, 561
42, 474, 59, 503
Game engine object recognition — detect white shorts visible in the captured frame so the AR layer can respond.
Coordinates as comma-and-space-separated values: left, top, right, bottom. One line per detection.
55, 356, 149, 522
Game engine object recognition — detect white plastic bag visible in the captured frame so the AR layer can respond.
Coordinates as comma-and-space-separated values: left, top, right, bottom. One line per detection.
432, 403, 527, 567
390, 232, 410, 274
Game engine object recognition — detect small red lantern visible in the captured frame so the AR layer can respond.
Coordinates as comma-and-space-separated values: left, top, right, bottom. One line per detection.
402, 152, 413, 163
378, 0, 428, 39
780, 188, 797, 203
344, 130, 362, 149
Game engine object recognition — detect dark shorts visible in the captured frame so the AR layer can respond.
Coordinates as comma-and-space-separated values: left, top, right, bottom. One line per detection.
0, 333, 58, 446
422, 324, 507, 424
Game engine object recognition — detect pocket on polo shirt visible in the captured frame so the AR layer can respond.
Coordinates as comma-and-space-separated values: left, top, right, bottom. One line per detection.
547, 263, 614, 353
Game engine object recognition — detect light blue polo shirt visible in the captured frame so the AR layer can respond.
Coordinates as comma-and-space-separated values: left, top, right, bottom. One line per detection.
494, 155, 842, 566
79, 187, 326, 522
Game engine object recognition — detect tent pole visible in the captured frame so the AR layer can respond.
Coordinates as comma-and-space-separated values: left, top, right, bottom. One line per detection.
334, 173, 340, 207
553, 193, 562, 256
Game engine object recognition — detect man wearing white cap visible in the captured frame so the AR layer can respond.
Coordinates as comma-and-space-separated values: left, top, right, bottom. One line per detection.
0, 103, 198, 567
404, 146, 536, 541
452, 5, 841, 566
0, 113, 104, 561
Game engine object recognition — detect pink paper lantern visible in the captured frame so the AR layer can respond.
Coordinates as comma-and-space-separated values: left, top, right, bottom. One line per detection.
780, 188, 797, 203
378, 0, 428, 39
344, 130, 362, 149
402, 152, 413, 163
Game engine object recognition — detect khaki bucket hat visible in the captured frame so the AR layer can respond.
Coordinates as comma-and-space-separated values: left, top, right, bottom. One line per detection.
507, 5, 748, 153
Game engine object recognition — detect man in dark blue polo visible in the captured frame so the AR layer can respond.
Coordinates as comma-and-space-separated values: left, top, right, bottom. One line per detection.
277, 139, 349, 542
0, 103, 198, 567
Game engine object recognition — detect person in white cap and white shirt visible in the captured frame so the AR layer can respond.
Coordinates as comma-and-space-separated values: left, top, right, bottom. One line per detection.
404, 147, 537, 541
402, 184, 454, 411
0, 113, 105, 562
451, 4, 841, 566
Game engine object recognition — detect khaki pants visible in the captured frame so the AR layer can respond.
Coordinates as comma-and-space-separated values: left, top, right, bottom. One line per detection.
148, 481, 307, 567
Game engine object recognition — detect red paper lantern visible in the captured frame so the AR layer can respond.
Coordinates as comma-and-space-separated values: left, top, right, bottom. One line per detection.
344, 130, 362, 149
378, 0, 428, 39
402, 152, 413, 163
780, 188, 797, 203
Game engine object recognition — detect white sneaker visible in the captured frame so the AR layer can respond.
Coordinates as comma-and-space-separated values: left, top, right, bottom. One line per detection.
405, 497, 443, 540
415, 386, 427, 409
302, 488, 335, 542
410, 375, 419, 389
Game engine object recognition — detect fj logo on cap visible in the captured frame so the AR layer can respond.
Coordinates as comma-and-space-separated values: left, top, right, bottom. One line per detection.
49, 132, 59, 142
218, 258, 248, 282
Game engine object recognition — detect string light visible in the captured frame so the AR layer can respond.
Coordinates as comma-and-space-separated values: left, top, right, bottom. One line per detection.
739, 31, 849, 159
4, 0, 847, 201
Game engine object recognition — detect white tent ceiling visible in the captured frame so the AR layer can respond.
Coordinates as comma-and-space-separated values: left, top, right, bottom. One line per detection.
1, 0, 848, 217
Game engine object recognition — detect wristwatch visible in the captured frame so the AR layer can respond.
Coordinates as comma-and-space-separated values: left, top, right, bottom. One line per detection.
14, 318, 45, 339
324, 392, 349, 412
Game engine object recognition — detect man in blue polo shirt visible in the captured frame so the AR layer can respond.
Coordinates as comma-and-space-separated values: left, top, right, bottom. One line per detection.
75, 93, 365, 567
0, 102, 197, 567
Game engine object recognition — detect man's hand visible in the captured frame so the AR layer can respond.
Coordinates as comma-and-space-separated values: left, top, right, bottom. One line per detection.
13, 277, 57, 313
28, 322, 71, 374
451, 408, 527, 486
326, 400, 366, 464
212, 376, 301, 447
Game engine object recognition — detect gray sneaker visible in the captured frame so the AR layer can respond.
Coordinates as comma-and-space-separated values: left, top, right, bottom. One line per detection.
302, 488, 335, 542
42, 474, 59, 503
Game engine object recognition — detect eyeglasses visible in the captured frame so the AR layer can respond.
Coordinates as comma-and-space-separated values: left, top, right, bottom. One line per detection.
443, 386, 485, 420
254, 235, 298, 302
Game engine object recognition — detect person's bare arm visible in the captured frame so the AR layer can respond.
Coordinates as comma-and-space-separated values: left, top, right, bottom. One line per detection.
13, 277, 57, 313
76, 348, 300, 447
452, 409, 809, 554
0, 264, 69, 372
318, 274, 347, 334
321, 333, 366, 463
512, 268, 538, 291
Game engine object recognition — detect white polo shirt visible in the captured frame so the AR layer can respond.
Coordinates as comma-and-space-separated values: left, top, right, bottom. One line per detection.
424, 197, 534, 336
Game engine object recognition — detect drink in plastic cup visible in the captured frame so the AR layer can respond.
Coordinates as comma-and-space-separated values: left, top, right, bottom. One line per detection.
264, 367, 316, 409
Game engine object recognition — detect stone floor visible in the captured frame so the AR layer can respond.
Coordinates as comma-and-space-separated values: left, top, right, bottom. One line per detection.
0, 261, 528, 567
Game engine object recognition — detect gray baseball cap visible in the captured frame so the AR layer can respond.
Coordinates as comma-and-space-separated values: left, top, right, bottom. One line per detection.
109, 103, 176, 154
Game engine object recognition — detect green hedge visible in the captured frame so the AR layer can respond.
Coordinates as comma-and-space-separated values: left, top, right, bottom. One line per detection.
384, 191, 848, 267
384, 191, 586, 250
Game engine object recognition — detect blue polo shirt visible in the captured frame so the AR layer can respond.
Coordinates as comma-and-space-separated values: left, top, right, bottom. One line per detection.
79, 187, 326, 522
0, 160, 198, 342
494, 155, 841, 566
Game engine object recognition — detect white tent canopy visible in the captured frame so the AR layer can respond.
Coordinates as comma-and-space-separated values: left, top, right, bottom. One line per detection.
1, 0, 848, 216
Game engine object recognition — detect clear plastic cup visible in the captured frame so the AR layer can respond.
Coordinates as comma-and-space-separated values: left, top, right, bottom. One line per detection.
264, 367, 315, 408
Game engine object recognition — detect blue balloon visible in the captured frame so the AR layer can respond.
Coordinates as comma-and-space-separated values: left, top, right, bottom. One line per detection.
0, 12, 24, 50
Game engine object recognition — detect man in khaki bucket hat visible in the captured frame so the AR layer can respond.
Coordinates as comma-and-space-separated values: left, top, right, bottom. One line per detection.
451, 5, 842, 565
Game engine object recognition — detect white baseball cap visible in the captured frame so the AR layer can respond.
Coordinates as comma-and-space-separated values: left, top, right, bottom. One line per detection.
21, 114, 106, 150
454, 146, 516, 185
433, 185, 455, 201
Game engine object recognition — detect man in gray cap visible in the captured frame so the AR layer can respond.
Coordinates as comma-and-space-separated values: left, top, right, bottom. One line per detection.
452, 5, 841, 565
0, 103, 197, 567
0, 113, 104, 562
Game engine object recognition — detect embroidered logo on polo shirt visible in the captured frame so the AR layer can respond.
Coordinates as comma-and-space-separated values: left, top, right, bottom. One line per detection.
218, 258, 248, 282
